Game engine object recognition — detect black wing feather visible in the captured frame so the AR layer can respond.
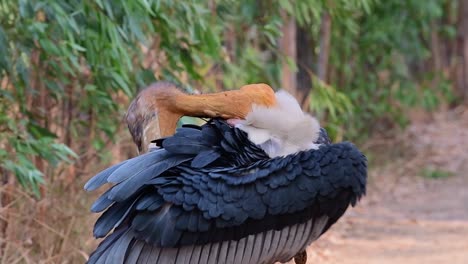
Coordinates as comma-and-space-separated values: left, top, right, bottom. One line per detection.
86, 119, 367, 264
84, 160, 129, 191
191, 149, 221, 168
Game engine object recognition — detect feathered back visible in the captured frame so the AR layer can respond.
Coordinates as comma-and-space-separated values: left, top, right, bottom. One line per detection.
236, 90, 321, 157
85, 119, 367, 264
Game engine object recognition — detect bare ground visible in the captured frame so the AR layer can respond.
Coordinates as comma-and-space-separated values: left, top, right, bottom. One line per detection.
296, 107, 468, 264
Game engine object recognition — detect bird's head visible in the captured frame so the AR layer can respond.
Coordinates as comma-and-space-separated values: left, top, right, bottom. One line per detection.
126, 82, 181, 153
126, 82, 276, 153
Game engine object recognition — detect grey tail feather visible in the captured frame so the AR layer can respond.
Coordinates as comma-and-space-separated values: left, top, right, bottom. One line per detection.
87, 227, 128, 264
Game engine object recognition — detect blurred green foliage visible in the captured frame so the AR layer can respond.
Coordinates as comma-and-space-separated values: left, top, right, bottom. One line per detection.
0, 0, 457, 194
421, 167, 454, 179
326, 0, 456, 138
0, 0, 228, 195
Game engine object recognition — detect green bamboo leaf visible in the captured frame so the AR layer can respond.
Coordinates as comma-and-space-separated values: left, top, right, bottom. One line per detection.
67, 42, 86, 52
279, 0, 294, 14
139, 0, 156, 16
39, 38, 61, 55
110, 71, 131, 96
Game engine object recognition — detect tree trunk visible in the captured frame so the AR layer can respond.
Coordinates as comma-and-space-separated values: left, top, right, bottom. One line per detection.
296, 25, 314, 108
431, 20, 442, 73
430, 19, 444, 92
0, 168, 12, 257
442, 0, 457, 77
280, 11, 297, 96
317, 12, 331, 81
455, 0, 468, 102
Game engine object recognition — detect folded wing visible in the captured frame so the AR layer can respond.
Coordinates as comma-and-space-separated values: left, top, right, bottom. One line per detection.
85, 120, 367, 264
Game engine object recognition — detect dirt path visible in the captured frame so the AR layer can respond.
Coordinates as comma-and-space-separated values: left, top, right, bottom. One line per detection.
299, 108, 468, 264
304, 174, 468, 264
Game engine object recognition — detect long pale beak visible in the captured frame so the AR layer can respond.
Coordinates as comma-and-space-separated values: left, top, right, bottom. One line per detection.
126, 82, 276, 153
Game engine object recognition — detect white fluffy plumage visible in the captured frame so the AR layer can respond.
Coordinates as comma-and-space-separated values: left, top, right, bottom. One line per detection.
235, 90, 321, 157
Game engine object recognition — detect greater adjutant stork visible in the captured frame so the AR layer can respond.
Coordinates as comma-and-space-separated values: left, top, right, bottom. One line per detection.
85, 82, 367, 264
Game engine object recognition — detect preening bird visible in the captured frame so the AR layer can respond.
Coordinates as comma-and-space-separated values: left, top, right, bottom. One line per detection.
85, 82, 367, 264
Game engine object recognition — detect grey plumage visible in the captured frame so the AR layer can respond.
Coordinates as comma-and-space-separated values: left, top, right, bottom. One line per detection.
85, 119, 367, 263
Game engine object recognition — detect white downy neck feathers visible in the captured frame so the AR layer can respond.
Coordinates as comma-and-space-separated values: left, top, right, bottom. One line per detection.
235, 90, 321, 158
